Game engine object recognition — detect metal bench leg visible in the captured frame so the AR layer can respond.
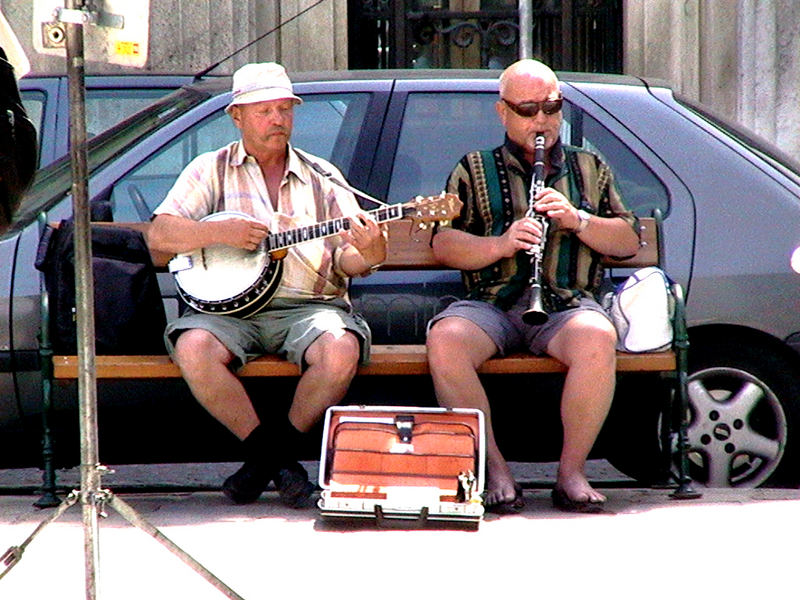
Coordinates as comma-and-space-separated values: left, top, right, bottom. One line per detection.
35, 245, 60, 509
670, 287, 701, 500
34, 356, 60, 509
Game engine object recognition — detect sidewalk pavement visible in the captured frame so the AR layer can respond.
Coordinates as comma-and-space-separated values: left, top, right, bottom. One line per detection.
2, 463, 800, 600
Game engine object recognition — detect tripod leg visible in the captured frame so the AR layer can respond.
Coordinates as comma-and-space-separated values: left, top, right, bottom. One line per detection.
106, 494, 246, 600
0, 491, 79, 581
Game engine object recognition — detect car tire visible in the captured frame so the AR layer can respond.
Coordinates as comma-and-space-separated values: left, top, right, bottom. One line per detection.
682, 336, 800, 488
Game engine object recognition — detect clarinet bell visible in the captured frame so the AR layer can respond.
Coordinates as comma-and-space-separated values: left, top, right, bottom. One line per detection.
522, 285, 549, 325
522, 306, 549, 326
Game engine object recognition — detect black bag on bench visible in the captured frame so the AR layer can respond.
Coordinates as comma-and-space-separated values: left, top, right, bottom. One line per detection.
35, 220, 167, 354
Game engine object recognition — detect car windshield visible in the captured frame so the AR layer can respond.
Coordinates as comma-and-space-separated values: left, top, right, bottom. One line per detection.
2, 85, 210, 240
677, 93, 800, 185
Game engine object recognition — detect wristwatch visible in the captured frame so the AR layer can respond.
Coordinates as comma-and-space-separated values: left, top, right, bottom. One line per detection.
574, 209, 591, 233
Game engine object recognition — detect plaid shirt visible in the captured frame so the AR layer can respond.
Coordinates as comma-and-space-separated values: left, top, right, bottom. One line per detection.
154, 141, 361, 303
442, 137, 638, 311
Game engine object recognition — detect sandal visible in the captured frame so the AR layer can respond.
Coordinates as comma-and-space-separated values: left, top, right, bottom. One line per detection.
551, 486, 606, 514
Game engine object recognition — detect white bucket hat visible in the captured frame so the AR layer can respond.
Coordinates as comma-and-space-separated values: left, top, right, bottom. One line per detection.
225, 62, 303, 113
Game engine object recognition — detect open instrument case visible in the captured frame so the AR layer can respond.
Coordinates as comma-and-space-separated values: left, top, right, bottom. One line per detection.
317, 406, 485, 528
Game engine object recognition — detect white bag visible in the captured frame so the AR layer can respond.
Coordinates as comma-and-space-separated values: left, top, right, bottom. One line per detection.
602, 266, 674, 353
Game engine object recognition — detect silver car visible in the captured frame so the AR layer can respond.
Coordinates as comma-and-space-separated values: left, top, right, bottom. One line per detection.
4, 70, 800, 489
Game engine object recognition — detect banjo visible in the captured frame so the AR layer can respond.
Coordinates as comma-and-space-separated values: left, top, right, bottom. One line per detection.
169, 193, 462, 318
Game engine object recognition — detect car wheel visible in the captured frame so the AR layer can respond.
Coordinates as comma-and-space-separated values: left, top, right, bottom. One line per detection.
682, 339, 800, 488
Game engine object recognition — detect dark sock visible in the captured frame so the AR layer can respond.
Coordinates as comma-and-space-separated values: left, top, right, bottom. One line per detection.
277, 415, 307, 469
241, 423, 278, 475
241, 417, 307, 471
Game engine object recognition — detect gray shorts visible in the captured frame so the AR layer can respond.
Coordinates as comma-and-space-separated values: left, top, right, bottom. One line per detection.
164, 298, 372, 371
427, 291, 611, 356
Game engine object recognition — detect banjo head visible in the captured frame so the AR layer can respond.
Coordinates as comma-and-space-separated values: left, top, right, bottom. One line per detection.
173, 211, 282, 317
175, 243, 269, 302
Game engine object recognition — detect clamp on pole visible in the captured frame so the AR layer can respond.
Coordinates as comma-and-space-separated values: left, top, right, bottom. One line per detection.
55, 5, 124, 29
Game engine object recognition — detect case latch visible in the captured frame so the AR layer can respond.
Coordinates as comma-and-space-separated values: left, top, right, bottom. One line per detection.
395, 415, 414, 443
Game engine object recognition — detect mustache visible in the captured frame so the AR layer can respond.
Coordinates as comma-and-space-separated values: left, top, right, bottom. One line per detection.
268, 127, 290, 136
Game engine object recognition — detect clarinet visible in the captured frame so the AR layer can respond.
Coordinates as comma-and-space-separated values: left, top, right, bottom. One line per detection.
522, 133, 549, 325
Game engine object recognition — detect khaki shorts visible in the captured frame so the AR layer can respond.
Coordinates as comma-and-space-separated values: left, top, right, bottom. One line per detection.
164, 298, 372, 371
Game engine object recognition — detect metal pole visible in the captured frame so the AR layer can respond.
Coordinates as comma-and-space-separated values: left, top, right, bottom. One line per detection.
518, 0, 532, 59
64, 1, 102, 598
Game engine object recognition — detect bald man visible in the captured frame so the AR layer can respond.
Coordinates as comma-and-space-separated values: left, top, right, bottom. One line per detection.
426, 59, 640, 513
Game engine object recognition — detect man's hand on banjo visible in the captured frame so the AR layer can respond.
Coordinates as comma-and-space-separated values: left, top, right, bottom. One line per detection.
219, 218, 270, 252
343, 213, 387, 272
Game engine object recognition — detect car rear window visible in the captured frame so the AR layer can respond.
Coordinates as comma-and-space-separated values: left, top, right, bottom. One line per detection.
108, 92, 371, 222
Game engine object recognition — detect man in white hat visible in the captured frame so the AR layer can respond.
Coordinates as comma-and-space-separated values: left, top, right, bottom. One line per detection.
149, 62, 386, 507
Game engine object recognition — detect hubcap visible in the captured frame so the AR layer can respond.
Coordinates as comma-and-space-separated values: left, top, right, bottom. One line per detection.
685, 367, 787, 487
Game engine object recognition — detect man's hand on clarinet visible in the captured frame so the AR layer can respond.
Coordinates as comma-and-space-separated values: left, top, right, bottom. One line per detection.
500, 217, 543, 256
533, 187, 580, 231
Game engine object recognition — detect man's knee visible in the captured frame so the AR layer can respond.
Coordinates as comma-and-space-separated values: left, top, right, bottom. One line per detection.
584, 321, 618, 356
427, 317, 494, 371
427, 318, 463, 364
552, 313, 617, 364
174, 329, 231, 371
306, 330, 360, 379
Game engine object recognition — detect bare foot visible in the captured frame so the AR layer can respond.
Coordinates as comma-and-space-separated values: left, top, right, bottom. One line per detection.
485, 457, 523, 511
555, 471, 606, 505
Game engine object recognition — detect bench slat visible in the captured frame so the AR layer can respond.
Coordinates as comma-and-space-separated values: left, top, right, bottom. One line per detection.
52, 346, 676, 379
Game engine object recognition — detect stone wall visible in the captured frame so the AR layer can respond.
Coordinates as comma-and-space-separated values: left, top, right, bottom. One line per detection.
624, 0, 800, 160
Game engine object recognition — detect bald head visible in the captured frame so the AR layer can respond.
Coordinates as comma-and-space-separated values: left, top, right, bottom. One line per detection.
499, 59, 559, 99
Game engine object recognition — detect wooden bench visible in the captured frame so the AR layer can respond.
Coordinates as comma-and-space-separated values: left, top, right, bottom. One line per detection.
36, 214, 699, 505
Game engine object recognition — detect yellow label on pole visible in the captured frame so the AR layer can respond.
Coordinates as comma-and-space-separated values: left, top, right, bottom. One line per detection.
114, 41, 141, 56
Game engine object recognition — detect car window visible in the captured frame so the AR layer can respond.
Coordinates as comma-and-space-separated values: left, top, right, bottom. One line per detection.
388, 91, 668, 217
567, 111, 669, 217
109, 93, 371, 222
292, 93, 370, 173
387, 92, 505, 203
109, 108, 238, 221
22, 88, 177, 150
85, 89, 176, 138
21, 92, 45, 147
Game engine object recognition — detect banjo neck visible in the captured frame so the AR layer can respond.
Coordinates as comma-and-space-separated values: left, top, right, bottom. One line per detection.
265, 204, 405, 253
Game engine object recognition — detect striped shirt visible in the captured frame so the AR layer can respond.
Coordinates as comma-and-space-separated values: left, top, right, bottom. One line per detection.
442, 137, 638, 311
153, 141, 362, 303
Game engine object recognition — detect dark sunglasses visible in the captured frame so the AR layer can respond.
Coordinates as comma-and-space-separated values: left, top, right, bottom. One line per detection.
502, 97, 563, 117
